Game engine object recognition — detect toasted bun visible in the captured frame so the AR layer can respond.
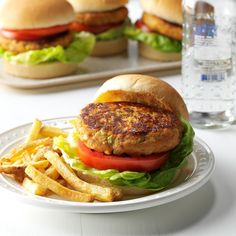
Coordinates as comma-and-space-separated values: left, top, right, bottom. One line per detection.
94, 74, 189, 120
3, 60, 78, 79
139, 42, 181, 62
67, 0, 128, 12
92, 38, 128, 57
141, 0, 182, 25
0, 0, 75, 29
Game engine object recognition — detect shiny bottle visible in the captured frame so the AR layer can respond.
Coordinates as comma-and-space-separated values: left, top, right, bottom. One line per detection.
182, 0, 236, 128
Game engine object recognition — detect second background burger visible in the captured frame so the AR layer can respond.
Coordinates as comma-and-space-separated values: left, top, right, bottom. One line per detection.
68, 0, 130, 57
125, 0, 182, 61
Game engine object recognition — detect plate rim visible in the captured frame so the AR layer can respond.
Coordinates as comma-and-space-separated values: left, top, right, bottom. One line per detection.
0, 117, 215, 213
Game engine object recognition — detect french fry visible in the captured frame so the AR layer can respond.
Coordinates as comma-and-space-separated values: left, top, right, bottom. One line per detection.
25, 165, 93, 202
22, 177, 47, 196
0, 165, 25, 182
0, 118, 124, 203
0, 165, 25, 175
45, 151, 120, 202
31, 160, 50, 169
40, 126, 68, 138
31, 147, 50, 162
57, 178, 67, 187
23, 164, 59, 196
44, 165, 60, 180
2, 138, 52, 162
22, 151, 31, 164
25, 119, 42, 144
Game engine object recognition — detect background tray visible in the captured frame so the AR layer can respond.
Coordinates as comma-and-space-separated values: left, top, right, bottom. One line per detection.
0, 42, 181, 90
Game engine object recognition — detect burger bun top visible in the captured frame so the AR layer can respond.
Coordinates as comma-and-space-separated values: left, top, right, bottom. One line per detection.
67, 0, 128, 13
0, 0, 75, 30
140, 0, 183, 25
94, 74, 189, 120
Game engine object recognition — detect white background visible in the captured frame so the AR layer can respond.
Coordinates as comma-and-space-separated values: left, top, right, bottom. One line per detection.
0, 1, 236, 235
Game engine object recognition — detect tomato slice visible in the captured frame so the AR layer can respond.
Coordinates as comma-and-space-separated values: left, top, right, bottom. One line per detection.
77, 141, 169, 172
0, 24, 70, 41
135, 20, 152, 33
70, 22, 122, 34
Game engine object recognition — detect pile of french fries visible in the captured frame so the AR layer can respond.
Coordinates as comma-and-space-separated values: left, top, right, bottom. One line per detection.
0, 119, 122, 202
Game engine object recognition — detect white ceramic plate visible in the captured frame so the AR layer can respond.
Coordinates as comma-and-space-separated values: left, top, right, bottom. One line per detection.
0, 117, 215, 213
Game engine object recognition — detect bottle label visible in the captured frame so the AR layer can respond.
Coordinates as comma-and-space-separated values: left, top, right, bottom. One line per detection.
201, 72, 225, 82
194, 23, 217, 38
194, 58, 232, 82
193, 18, 232, 83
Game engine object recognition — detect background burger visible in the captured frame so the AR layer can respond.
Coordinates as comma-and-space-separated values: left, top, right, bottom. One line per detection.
125, 0, 182, 61
0, 0, 95, 79
54, 74, 195, 196
67, 0, 130, 57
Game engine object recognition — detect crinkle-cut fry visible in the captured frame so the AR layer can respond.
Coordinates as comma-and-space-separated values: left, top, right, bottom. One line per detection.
25, 165, 93, 202
25, 119, 42, 144
40, 126, 68, 138
1, 138, 52, 162
45, 151, 121, 202
44, 165, 60, 180
22, 177, 47, 196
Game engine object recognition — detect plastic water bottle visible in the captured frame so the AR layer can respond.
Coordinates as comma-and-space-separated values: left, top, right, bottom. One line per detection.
182, 0, 236, 128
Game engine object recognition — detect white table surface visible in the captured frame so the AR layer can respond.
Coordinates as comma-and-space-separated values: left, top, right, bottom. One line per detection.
0, 1, 236, 236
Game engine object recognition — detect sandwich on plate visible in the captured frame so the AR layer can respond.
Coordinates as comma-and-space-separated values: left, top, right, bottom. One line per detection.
68, 0, 130, 56
0, 0, 95, 79
125, 0, 182, 61
54, 74, 195, 196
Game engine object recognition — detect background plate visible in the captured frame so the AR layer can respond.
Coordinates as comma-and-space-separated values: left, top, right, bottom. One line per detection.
0, 42, 180, 89
0, 117, 215, 213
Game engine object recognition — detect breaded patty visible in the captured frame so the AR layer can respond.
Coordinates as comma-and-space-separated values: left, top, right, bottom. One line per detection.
77, 102, 183, 156
76, 7, 128, 26
0, 32, 73, 54
142, 13, 182, 41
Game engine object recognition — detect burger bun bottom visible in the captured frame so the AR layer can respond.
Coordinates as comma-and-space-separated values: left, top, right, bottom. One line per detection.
139, 42, 181, 61
92, 37, 128, 57
3, 60, 78, 79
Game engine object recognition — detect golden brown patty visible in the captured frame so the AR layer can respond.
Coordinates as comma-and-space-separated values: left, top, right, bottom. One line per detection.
142, 13, 182, 41
77, 102, 183, 156
75, 7, 128, 26
0, 32, 73, 54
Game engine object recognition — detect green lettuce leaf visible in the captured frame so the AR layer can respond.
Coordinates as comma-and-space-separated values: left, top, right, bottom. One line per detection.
54, 118, 194, 190
0, 47, 4, 55
2, 32, 95, 65
96, 19, 131, 41
124, 26, 182, 52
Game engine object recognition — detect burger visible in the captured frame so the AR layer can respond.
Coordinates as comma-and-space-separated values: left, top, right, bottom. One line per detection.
0, 0, 95, 79
67, 0, 130, 57
125, 0, 182, 61
54, 74, 195, 196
